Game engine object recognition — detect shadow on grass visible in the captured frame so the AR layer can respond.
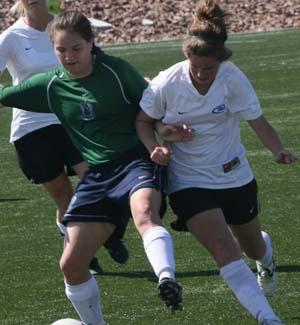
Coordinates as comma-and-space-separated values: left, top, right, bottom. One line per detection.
98, 264, 300, 280
0, 198, 28, 202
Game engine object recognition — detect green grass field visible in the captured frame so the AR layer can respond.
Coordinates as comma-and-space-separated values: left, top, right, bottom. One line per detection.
0, 29, 300, 325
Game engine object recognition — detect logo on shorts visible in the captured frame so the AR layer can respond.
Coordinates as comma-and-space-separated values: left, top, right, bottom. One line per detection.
212, 104, 226, 114
138, 175, 147, 180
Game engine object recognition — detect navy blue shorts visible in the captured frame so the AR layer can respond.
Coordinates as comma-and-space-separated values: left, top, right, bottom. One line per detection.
63, 146, 167, 228
14, 124, 83, 184
169, 179, 259, 231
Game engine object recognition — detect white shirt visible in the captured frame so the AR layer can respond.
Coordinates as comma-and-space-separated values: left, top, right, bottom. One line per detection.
0, 17, 60, 142
140, 60, 262, 193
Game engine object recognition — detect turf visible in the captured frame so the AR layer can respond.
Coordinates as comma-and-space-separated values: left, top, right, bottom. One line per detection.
0, 29, 300, 324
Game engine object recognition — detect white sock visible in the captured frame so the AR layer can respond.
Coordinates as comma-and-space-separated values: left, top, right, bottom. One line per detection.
65, 276, 105, 325
220, 259, 279, 323
257, 231, 273, 267
142, 226, 175, 281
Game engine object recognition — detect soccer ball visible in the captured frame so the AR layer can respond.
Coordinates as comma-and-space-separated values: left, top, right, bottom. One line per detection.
50, 319, 82, 325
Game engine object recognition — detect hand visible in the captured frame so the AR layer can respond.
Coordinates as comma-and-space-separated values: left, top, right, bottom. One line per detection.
150, 146, 171, 165
275, 149, 297, 164
158, 123, 194, 142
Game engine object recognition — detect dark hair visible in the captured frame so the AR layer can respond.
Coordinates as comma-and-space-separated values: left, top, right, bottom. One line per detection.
50, 10, 94, 42
183, 0, 232, 61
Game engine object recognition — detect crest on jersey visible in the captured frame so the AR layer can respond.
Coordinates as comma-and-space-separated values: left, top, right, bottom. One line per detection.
212, 104, 226, 114
80, 101, 95, 121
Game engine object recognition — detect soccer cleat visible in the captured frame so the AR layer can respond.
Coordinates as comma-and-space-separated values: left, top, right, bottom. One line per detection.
157, 277, 183, 312
256, 258, 277, 296
89, 256, 103, 275
104, 238, 129, 264
260, 319, 285, 325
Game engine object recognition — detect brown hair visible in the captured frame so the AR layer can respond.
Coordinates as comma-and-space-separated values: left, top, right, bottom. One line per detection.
183, 0, 232, 61
50, 10, 94, 43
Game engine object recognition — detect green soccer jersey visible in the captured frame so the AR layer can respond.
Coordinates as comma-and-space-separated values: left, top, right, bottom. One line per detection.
0, 53, 148, 166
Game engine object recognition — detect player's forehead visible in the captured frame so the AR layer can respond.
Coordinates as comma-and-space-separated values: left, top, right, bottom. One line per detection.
52, 30, 87, 47
189, 55, 219, 68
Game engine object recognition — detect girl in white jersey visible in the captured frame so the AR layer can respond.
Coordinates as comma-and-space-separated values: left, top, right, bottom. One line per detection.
137, 1, 296, 324
0, 0, 128, 274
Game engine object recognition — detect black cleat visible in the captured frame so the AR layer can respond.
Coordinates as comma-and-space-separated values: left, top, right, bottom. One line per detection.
104, 238, 129, 264
89, 256, 103, 275
158, 278, 183, 312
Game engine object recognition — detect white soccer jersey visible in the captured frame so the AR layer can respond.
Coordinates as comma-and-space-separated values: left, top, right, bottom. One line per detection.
0, 17, 60, 142
140, 60, 262, 193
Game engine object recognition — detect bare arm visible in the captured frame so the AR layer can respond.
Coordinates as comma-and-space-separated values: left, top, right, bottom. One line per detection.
248, 115, 296, 164
135, 110, 171, 165
155, 120, 194, 142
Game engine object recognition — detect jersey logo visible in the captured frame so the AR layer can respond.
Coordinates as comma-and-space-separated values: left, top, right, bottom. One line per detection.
80, 101, 95, 121
212, 104, 226, 114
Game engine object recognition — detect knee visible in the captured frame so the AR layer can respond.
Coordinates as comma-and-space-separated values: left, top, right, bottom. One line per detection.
209, 237, 240, 267
60, 254, 85, 282
133, 205, 161, 232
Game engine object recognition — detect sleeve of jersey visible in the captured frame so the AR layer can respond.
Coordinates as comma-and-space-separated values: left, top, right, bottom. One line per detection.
0, 73, 50, 112
227, 68, 262, 121
139, 73, 166, 120
0, 31, 12, 74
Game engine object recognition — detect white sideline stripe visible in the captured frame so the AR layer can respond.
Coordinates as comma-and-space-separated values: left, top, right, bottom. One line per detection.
260, 93, 300, 100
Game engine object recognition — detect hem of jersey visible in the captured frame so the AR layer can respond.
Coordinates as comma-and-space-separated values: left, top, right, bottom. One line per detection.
168, 175, 254, 195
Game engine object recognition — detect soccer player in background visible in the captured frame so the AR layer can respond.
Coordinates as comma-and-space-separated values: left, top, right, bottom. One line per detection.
136, 0, 295, 324
0, 10, 182, 324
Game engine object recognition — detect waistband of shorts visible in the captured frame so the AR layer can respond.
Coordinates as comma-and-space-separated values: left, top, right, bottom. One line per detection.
89, 144, 148, 171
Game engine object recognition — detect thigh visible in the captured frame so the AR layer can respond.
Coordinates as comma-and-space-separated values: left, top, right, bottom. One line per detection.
130, 187, 163, 233
43, 172, 73, 208
219, 179, 259, 225
63, 221, 115, 264
229, 216, 265, 259
187, 209, 240, 267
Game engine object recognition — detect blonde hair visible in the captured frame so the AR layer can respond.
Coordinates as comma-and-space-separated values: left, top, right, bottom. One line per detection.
183, 0, 232, 61
10, 1, 24, 17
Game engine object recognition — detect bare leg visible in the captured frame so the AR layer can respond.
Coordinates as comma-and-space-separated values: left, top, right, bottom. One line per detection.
60, 221, 115, 325
229, 216, 265, 260
43, 171, 74, 223
186, 208, 241, 267
130, 188, 182, 311
186, 209, 281, 323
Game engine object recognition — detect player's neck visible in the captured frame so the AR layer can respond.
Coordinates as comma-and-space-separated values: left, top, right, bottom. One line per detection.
23, 12, 53, 32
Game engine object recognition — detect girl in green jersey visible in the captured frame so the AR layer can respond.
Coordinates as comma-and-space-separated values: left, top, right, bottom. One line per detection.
0, 10, 182, 324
